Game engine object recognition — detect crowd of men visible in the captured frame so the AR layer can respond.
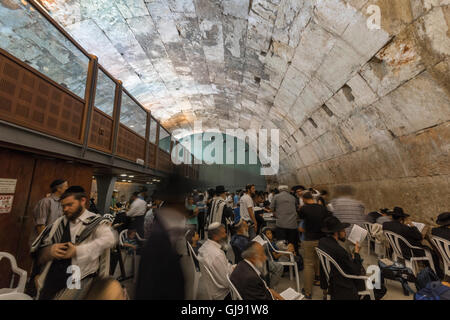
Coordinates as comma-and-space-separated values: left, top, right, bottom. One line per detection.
13, 178, 450, 300
184, 184, 450, 300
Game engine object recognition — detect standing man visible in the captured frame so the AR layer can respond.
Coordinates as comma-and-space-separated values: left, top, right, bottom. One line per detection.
270, 185, 299, 254
298, 191, 331, 299
126, 192, 147, 237
30, 186, 116, 300
330, 185, 367, 235
109, 189, 119, 214
240, 184, 258, 239
209, 186, 234, 231
33, 179, 68, 239
291, 185, 306, 210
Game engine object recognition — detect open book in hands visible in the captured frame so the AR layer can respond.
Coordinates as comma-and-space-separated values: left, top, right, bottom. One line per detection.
347, 224, 368, 245
280, 287, 304, 300
252, 235, 267, 246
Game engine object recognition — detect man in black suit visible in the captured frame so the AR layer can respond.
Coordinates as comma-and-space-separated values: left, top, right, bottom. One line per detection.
383, 207, 443, 278
431, 212, 450, 241
318, 216, 366, 300
230, 242, 284, 300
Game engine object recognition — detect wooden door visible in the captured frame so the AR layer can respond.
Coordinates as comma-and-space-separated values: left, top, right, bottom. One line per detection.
0, 149, 35, 288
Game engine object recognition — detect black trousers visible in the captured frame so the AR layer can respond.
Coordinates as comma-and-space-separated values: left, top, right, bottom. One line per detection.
276, 227, 299, 254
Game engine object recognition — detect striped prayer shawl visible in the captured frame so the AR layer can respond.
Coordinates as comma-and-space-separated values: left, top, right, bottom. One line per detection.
30, 212, 111, 299
209, 198, 226, 225
330, 197, 368, 233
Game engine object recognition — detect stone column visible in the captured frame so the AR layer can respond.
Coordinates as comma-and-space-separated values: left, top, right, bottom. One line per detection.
95, 175, 117, 214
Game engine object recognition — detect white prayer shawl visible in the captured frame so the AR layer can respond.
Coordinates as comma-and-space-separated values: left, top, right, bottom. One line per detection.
30, 213, 112, 298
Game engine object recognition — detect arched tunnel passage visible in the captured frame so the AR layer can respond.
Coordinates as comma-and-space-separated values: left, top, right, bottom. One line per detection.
0, 0, 449, 302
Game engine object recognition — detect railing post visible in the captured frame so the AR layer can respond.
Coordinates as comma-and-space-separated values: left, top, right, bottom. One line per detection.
144, 111, 151, 168
81, 54, 98, 157
111, 80, 123, 160
155, 124, 160, 169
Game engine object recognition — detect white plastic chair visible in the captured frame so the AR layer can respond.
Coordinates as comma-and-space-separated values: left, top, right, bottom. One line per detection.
0, 252, 27, 294
103, 214, 114, 222
118, 229, 139, 283
197, 257, 229, 300
186, 241, 202, 300
315, 247, 375, 300
226, 274, 243, 300
383, 231, 435, 276
430, 236, 450, 279
363, 222, 377, 256
261, 234, 300, 292
0, 292, 33, 300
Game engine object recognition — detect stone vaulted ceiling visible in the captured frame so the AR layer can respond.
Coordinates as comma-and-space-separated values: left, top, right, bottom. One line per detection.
38, 0, 391, 136
4, 0, 450, 219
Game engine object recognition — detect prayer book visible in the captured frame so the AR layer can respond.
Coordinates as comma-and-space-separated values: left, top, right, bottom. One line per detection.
252, 235, 267, 246
412, 222, 425, 232
280, 287, 304, 300
347, 224, 368, 245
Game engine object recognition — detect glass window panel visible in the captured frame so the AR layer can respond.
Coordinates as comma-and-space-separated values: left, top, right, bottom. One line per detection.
120, 91, 147, 137
94, 69, 115, 116
158, 126, 171, 153
149, 118, 158, 144
0, 1, 89, 98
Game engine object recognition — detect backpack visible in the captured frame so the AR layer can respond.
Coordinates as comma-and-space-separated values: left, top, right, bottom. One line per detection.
414, 281, 450, 300
415, 267, 440, 291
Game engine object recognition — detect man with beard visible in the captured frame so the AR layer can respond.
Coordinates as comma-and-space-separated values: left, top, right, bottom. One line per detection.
30, 186, 116, 300
318, 216, 386, 300
198, 222, 235, 300
230, 219, 250, 263
230, 242, 284, 300
240, 184, 258, 239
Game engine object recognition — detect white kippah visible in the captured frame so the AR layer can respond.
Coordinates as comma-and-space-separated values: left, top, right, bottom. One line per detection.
208, 222, 222, 231
278, 185, 288, 191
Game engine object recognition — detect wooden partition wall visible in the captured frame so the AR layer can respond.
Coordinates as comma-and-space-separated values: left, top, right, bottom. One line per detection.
0, 148, 94, 286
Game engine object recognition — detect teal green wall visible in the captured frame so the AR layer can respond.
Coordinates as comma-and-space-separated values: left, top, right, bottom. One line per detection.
177, 133, 266, 192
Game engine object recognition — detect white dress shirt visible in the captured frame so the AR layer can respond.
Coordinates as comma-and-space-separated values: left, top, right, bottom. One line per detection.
198, 239, 235, 300
126, 197, 147, 217
67, 210, 117, 279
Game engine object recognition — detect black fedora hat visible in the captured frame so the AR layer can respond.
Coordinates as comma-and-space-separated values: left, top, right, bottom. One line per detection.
215, 185, 228, 194
321, 216, 350, 233
389, 207, 409, 219
436, 212, 450, 226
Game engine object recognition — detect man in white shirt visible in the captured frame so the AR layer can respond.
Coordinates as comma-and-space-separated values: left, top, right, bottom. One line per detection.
127, 192, 147, 236
240, 184, 257, 239
198, 222, 235, 300
31, 186, 116, 300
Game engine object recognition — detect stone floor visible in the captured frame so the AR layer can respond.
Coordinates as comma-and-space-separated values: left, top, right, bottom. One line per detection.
117, 238, 414, 300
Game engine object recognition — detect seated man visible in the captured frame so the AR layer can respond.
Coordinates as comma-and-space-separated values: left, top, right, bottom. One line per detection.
230, 242, 284, 300
232, 222, 283, 286
230, 219, 250, 263
319, 216, 386, 300
198, 223, 235, 300
431, 212, 450, 241
383, 207, 442, 277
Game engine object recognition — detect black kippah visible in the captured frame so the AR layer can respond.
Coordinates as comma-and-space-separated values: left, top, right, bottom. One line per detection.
50, 179, 66, 189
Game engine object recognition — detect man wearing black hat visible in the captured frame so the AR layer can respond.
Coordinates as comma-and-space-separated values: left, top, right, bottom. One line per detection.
383, 207, 443, 278
32, 179, 68, 240
382, 207, 424, 255
431, 212, 450, 241
209, 186, 234, 230
318, 216, 386, 300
